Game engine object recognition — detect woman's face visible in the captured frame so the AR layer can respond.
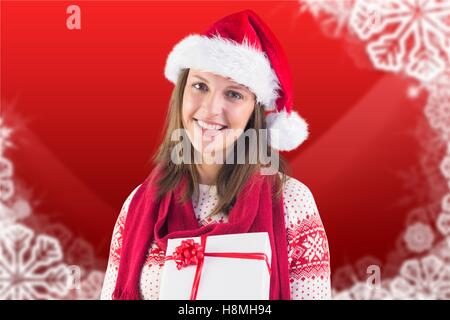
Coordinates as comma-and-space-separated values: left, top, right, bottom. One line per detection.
182, 69, 256, 156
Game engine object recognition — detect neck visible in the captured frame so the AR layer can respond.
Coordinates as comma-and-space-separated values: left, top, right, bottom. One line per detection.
195, 146, 236, 185
196, 160, 223, 186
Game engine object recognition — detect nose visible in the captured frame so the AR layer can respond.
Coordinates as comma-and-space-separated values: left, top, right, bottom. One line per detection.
201, 90, 223, 116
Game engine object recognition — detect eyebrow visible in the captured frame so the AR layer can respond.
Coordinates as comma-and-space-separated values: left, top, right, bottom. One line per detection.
192, 75, 248, 92
192, 75, 209, 83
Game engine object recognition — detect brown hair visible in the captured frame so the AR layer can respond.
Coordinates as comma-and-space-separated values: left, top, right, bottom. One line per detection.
151, 68, 291, 217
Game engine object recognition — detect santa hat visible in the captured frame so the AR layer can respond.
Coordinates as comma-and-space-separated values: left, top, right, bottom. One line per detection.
164, 9, 309, 151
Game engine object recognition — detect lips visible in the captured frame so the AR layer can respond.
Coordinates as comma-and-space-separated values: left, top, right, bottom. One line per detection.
193, 118, 228, 131
193, 118, 227, 138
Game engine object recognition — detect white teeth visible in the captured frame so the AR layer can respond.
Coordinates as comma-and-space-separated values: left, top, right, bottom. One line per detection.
196, 119, 225, 130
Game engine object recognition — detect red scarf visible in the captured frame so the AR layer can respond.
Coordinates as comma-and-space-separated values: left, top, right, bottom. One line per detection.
112, 166, 291, 300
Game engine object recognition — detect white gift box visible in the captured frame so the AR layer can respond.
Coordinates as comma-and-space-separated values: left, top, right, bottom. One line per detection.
158, 232, 272, 300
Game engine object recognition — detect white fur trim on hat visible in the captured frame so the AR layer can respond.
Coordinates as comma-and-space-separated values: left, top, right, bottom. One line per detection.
266, 109, 309, 151
164, 34, 280, 110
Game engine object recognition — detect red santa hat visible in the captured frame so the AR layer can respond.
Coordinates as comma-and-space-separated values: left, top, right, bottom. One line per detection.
164, 9, 309, 151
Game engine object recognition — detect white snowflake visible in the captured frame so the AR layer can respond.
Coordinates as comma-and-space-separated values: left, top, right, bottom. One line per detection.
389, 254, 450, 299
350, 0, 450, 81
403, 222, 435, 253
0, 223, 70, 299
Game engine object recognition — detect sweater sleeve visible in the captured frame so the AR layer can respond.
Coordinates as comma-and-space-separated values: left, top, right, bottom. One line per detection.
282, 176, 332, 300
100, 185, 141, 300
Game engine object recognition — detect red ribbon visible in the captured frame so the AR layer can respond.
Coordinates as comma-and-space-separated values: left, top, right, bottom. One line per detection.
165, 235, 272, 300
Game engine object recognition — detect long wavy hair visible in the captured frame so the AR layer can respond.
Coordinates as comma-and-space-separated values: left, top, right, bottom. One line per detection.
151, 68, 291, 216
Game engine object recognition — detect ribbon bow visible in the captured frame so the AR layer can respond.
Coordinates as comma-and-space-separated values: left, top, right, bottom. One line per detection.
172, 239, 205, 270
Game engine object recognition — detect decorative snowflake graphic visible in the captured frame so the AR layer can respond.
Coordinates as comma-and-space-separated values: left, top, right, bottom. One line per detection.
389, 254, 450, 299
403, 222, 435, 253
0, 223, 70, 299
350, 0, 450, 81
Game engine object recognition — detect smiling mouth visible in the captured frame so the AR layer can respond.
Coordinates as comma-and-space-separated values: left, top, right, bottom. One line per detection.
193, 118, 228, 131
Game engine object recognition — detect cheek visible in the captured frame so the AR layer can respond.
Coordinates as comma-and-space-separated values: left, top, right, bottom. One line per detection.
182, 93, 199, 124
183, 91, 205, 114
226, 103, 255, 129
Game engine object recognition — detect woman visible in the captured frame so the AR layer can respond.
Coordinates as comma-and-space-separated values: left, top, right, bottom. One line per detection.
101, 9, 331, 300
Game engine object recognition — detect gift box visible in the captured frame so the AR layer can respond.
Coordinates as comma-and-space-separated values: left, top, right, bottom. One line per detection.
158, 232, 272, 300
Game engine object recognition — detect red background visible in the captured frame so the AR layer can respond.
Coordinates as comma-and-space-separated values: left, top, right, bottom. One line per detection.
2, 1, 424, 274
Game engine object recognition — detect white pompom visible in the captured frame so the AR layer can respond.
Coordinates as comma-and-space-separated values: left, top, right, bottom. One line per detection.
266, 109, 309, 151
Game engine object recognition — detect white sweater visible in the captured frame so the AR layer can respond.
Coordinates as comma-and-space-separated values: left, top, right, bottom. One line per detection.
100, 175, 331, 300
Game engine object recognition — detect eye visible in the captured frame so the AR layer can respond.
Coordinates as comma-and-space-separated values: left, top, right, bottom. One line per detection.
227, 90, 243, 101
192, 82, 208, 92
